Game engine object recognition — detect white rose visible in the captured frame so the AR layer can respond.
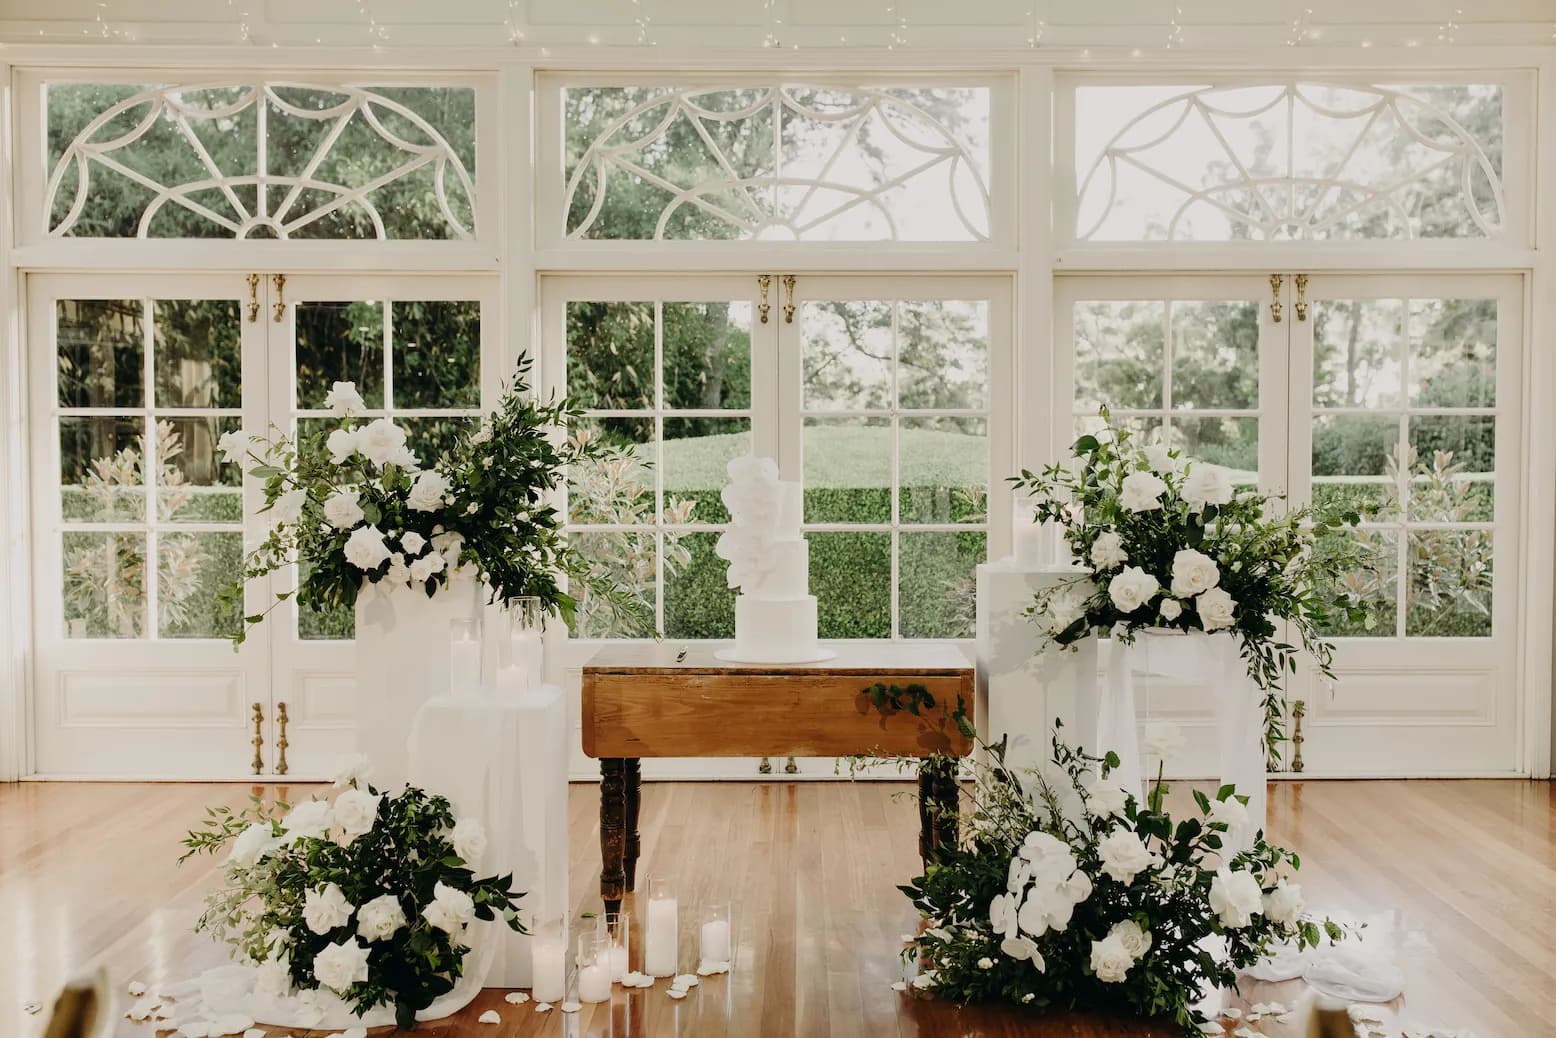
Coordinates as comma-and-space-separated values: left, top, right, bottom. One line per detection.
1142, 720, 1186, 758
312, 937, 371, 993
1143, 442, 1181, 473
356, 893, 408, 943
343, 525, 392, 571
331, 753, 373, 790
423, 881, 476, 934
1209, 868, 1264, 929
389, 444, 421, 470
470, 422, 493, 445
1086, 783, 1131, 819
400, 531, 426, 555
1170, 549, 1221, 598
217, 429, 250, 466
407, 470, 450, 512
269, 488, 307, 526
255, 955, 292, 998
326, 427, 360, 465
280, 799, 334, 843
1262, 881, 1304, 927
226, 822, 282, 868
1159, 598, 1183, 621
999, 935, 1045, 970
1109, 919, 1153, 959
323, 381, 367, 418
384, 553, 412, 587
1096, 830, 1160, 884
356, 418, 409, 468
1089, 531, 1128, 570
323, 489, 365, 530
302, 882, 354, 935
1183, 463, 1234, 510
976, 957, 994, 970
1208, 795, 1250, 834
1118, 470, 1167, 512
409, 551, 446, 584
333, 788, 381, 841
1107, 566, 1159, 613
1196, 586, 1238, 631
1089, 932, 1133, 983
450, 817, 487, 865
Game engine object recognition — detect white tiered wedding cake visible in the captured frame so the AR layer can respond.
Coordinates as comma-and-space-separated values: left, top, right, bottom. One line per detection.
714, 456, 835, 663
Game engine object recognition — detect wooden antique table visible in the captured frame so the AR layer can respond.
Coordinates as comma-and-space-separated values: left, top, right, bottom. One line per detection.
581, 642, 975, 910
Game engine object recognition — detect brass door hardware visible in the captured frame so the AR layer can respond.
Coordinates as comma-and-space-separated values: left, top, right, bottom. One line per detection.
245, 273, 261, 322
250, 702, 265, 775
784, 756, 798, 774
782, 274, 796, 324
758, 274, 772, 324
1268, 273, 1284, 323
1291, 700, 1306, 773
1294, 273, 1309, 322
275, 702, 290, 776
271, 273, 287, 322
758, 756, 772, 774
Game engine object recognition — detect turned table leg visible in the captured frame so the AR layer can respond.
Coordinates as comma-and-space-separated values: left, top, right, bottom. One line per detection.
600, 758, 627, 914
623, 757, 642, 893
918, 756, 960, 865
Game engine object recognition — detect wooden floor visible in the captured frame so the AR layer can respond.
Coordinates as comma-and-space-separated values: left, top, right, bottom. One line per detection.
2, 779, 1554, 1038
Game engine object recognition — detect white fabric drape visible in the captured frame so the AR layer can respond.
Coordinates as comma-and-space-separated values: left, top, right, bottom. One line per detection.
1097, 632, 1267, 855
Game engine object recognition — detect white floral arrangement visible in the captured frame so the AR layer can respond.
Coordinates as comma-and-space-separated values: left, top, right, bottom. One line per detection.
714, 455, 786, 591
897, 733, 1341, 1035
180, 760, 522, 1031
1012, 410, 1366, 761
219, 356, 644, 643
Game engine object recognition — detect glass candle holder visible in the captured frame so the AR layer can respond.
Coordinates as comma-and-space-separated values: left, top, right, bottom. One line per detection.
575, 931, 612, 1004
529, 914, 566, 1004
1012, 495, 1043, 565
643, 875, 679, 977
498, 596, 544, 694
449, 617, 482, 695
699, 901, 733, 968
600, 910, 630, 982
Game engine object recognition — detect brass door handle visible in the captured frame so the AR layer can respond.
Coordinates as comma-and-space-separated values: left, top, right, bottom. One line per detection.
1295, 273, 1309, 322
1269, 273, 1284, 323
275, 702, 290, 776
271, 273, 287, 322
758, 274, 772, 324
246, 273, 261, 323
250, 702, 264, 775
782, 274, 796, 324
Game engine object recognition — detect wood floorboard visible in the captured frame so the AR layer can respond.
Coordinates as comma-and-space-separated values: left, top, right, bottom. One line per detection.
2, 778, 1553, 1037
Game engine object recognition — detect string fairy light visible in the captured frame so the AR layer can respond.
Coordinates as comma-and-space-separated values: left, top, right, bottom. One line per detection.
1165, 3, 1184, 49
1024, 3, 1046, 48
1285, 6, 1312, 47
503, 0, 526, 45
355, 0, 390, 46
1436, 8, 1462, 44
885, 1, 908, 49
630, 0, 656, 46
226, 0, 253, 44
89, 0, 134, 41
761, 0, 780, 49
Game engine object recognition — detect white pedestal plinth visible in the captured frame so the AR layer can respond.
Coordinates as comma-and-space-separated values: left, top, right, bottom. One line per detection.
407, 685, 569, 988
353, 570, 481, 790
975, 561, 1096, 775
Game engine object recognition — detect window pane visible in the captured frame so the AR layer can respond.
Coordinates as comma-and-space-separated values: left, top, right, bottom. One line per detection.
1312, 299, 1403, 409
663, 417, 750, 525
48, 82, 475, 240
570, 531, 657, 638
1312, 415, 1399, 477
1170, 300, 1258, 410
62, 531, 146, 638
804, 417, 890, 524
1313, 481, 1399, 523
1168, 416, 1258, 476
663, 302, 752, 410
664, 531, 735, 639
809, 531, 890, 638
295, 301, 385, 409
899, 416, 987, 524
899, 531, 984, 638
57, 299, 143, 409
569, 417, 654, 525
1407, 416, 1494, 522
1074, 412, 1162, 444
1315, 529, 1397, 638
1408, 298, 1496, 408
156, 416, 242, 523
1073, 300, 1163, 412
60, 416, 145, 522
899, 300, 989, 410
1076, 83, 1503, 241
802, 300, 892, 411
564, 84, 991, 242
566, 301, 654, 410
158, 532, 242, 638
399, 416, 477, 469
153, 299, 241, 408
1407, 530, 1492, 637
391, 300, 480, 409
298, 560, 355, 640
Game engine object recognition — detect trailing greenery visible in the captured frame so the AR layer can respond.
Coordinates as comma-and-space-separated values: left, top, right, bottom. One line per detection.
181, 769, 522, 1031
862, 682, 977, 742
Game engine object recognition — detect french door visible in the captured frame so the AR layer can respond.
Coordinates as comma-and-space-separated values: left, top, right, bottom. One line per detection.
26, 272, 496, 779
1055, 273, 1523, 776
542, 273, 1012, 779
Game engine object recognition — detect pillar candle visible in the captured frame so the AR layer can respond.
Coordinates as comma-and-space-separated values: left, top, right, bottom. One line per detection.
577, 962, 611, 1003
449, 627, 481, 695
530, 932, 565, 1003
699, 919, 731, 963
606, 943, 629, 981
508, 628, 544, 693
644, 896, 679, 977
1012, 498, 1044, 566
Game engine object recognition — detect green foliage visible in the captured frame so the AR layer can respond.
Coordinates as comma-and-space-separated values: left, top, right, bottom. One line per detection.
862, 682, 976, 740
